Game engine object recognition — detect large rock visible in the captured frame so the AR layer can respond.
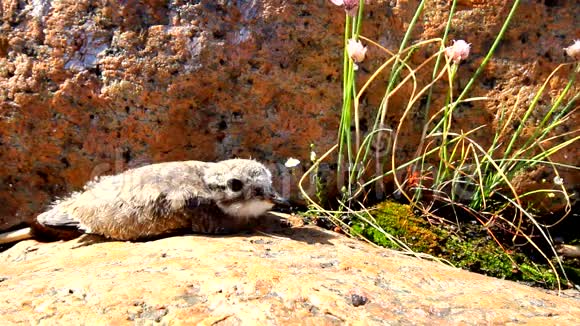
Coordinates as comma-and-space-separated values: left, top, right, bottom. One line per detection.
1, 224, 579, 324
0, 0, 578, 230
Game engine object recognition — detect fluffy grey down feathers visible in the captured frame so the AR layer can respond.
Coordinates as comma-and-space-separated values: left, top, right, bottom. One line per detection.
35, 159, 283, 240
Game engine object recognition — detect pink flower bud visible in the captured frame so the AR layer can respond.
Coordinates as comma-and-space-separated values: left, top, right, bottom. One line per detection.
330, 0, 360, 17
564, 40, 580, 61
347, 39, 367, 63
445, 40, 471, 64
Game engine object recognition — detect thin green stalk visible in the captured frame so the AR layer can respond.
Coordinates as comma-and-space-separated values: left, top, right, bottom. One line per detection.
435, 0, 521, 198
534, 73, 575, 134
337, 1, 368, 198
416, 0, 457, 196
337, 14, 352, 178
374, 0, 426, 138
471, 119, 505, 209
473, 76, 577, 210
360, 48, 417, 167
503, 79, 550, 161
348, 127, 394, 198
521, 72, 576, 152
355, 0, 365, 35
386, 0, 427, 88
360, 126, 483, 189
530, 135, 580, 164
505, 78, 576, 176
423, 0, 457, 133
351, 0, 427, 195
435, 64, 459, 184
455, 0, 521, 104
483, 104, 508, 171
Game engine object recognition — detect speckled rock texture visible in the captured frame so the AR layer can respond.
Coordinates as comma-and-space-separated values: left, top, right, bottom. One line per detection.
0, 0, 578, 230
1, 224, 579, 325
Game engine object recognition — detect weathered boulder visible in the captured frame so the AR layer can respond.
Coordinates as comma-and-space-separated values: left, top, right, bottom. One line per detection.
0, 0, 578, 230
1, 224, 579, 325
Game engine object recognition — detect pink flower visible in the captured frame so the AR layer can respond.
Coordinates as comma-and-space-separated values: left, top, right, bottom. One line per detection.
347, 38, 367, 63
564, 40, 580, 61
330, 0, 360, 17
445, 40, 471, 64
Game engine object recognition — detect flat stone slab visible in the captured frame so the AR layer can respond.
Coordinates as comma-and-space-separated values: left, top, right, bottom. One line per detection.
1, 225, 579, 325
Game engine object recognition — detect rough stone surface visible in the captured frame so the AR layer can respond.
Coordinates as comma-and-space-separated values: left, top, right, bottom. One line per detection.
0, 1, 578, 229
1, 224, 579, 325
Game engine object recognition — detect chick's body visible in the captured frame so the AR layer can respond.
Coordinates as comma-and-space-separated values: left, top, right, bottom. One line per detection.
36, 159, 282, 240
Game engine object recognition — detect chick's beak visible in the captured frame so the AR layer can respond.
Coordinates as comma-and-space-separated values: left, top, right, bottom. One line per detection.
267, 191, 290, 207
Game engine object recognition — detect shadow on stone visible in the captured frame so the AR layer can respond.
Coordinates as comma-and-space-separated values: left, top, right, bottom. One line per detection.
271, 226, 337, 245
66, 213, 337, 247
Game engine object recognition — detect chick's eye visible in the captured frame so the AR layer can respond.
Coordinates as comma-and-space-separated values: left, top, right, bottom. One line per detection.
227, 178, 244, 192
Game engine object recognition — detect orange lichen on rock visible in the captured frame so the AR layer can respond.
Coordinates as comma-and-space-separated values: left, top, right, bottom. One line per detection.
0, 0, 578, 229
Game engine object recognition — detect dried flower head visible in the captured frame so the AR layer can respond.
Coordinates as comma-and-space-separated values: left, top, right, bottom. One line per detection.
347, 38, 367, 63
330, 0, 360, 17
445, 40, 471, 64
564, 40, 580, 61
284, 157, 301, 168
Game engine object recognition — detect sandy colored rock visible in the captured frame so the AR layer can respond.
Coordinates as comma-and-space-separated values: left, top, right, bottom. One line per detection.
1, 224, 579, 325
0, 1, 578, 229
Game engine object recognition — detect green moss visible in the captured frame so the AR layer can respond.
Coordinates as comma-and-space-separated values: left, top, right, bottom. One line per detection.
519, 263, 557, 287
350, 200, 560, 288
351, 201, 443, 253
